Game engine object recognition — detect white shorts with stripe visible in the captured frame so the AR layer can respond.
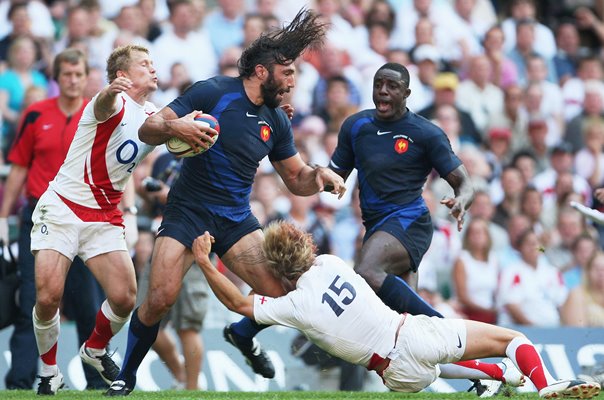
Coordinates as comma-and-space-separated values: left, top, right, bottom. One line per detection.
31, 190, 128, 262
382, 315, 467, 392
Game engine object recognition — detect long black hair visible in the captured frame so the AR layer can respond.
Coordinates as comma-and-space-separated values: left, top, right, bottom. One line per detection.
238, 8, 327, 78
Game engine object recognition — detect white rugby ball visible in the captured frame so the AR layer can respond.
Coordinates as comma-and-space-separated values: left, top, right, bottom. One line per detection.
166, 114, 220, 158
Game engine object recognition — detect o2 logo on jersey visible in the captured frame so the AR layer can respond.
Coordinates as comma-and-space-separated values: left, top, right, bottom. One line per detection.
394, 138, 409, 154
322, 275, 356, 317
40, 224, 48, 235
116, 140, 139, 173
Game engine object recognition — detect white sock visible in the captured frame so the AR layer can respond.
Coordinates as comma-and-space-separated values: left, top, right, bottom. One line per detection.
33, 307, 60, 376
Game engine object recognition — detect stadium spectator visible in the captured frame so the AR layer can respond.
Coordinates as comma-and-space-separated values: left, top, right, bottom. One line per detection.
484, 127, 513, 181
489, 84, 529, 153
553, 22, 585, 85
481, 24, 518, 88
152, 0, 217, 86
545, 206, 588, 272
456, 54, 504, 136
452, 218, 499, 323
533, 141, 591, 207
523, 117, 552, 173
563, 234, 599, 289
574, 119, 604, 189
497, 229, 568, 327
492, 165, 525, 228
507, 18, 557, 86
520, 185, 546, 232
466, 190, 509, 251
561, 250, 604, 327
502, 0, 556, 59
408, 44, 440, 112
525, 54, 564, 145
564, 81, 604, 153
204, 0, 245, 58
418, 72, 481, 146
561, 55, 604, 121
0, 36, 48, 157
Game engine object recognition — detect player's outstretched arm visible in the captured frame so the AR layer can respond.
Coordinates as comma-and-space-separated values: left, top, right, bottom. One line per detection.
192, 232, 255, 319
139, 107, 217, 148
441, 164, 475, 232
94, 77, 132, 121
272, 155, 347, 199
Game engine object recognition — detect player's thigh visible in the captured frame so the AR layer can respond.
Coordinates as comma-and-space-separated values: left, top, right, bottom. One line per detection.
34, 249, 72, 301
86, 250, 136, 306
355, 231, 412, 286
221, 229, 284, 297
31, 190, 81, 261
147, 236, 195, 302
462, 319, 523, 360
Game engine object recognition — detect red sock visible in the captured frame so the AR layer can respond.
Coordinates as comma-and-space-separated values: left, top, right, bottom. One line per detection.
513, 344, 548, 390
40, 343, 58, 366
454, 360, 504, 381
86, 308, 113, 350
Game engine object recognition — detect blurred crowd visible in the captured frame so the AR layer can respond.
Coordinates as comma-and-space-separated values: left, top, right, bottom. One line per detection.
1, 0, 604, 332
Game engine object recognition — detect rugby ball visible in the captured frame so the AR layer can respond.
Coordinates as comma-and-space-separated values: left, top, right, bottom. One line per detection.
166, 114, 220, 158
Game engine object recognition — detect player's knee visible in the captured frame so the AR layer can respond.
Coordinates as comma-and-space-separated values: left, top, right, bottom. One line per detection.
35, 289, 62, 311
108, 289, 137, 315
147, 290, 177, 315
354, 263, 384, 291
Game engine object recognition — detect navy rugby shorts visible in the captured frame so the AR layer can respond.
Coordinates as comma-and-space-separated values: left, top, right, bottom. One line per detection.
157, 200, 261, 257
365, 210, 433, 272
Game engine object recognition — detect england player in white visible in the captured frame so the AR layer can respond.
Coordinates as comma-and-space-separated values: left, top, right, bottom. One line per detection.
30, 45, 159, 395
193, 221, 600, 399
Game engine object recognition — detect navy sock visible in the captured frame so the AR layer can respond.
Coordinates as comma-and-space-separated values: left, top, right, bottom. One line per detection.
377, 274, 443, 318
116, 308, 160, 386
230, 317, 268, 342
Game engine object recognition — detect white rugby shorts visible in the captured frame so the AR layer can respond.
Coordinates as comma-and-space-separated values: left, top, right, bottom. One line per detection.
382, 314, 466, 392
31, 190, 128, 262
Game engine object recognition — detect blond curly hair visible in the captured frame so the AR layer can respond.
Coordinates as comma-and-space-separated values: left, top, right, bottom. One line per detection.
263, 221, 316, 282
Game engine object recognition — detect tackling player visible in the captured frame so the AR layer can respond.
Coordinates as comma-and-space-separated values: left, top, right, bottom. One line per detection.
192, 221, 601, 399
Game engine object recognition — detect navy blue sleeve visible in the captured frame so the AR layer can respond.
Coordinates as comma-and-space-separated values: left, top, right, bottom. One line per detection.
330, 115, 355, 171
167, 80, 221, 117
268, 108, 297, 162
425, 125, 462, 177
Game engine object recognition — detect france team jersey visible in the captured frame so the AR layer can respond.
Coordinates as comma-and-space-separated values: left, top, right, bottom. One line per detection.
330, 109, 461, 226
167, 76, 296, 212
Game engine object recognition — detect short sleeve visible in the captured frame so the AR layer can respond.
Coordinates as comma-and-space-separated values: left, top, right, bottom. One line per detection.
7, 107, 39, 167
425, 126, 462, 177
330, 116, 355, 172
253, 293, 300, 329
268, 109, 296, 162
168, 80, 220, 118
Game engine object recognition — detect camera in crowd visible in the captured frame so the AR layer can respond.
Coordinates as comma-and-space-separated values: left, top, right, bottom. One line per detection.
142, 177, 163, 192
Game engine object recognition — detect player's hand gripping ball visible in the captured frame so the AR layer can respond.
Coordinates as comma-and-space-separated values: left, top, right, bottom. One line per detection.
166, 114, 220, 158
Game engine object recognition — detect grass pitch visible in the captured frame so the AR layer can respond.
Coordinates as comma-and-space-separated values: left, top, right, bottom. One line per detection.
0, 390, 543, 399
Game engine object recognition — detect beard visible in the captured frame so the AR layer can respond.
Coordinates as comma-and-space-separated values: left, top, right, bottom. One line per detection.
260, 73, 282, 108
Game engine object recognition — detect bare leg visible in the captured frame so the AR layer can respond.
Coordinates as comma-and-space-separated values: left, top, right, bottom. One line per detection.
178, 329, 203, 390
152, 328, 185, 385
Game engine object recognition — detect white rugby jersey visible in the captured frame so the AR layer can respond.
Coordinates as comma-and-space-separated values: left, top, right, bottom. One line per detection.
254, 255, 404, 367
50, 92, 156, 209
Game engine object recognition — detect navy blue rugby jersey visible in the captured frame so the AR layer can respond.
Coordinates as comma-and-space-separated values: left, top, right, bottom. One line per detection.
167, 76, 296, 209
330, 108, 462, 225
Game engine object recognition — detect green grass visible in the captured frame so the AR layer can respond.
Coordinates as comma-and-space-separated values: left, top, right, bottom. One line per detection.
0, 390, 542, 399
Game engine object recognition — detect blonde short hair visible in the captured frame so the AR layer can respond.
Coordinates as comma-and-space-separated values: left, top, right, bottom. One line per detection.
106, 44, 149, 83
263, 221, 316, 281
